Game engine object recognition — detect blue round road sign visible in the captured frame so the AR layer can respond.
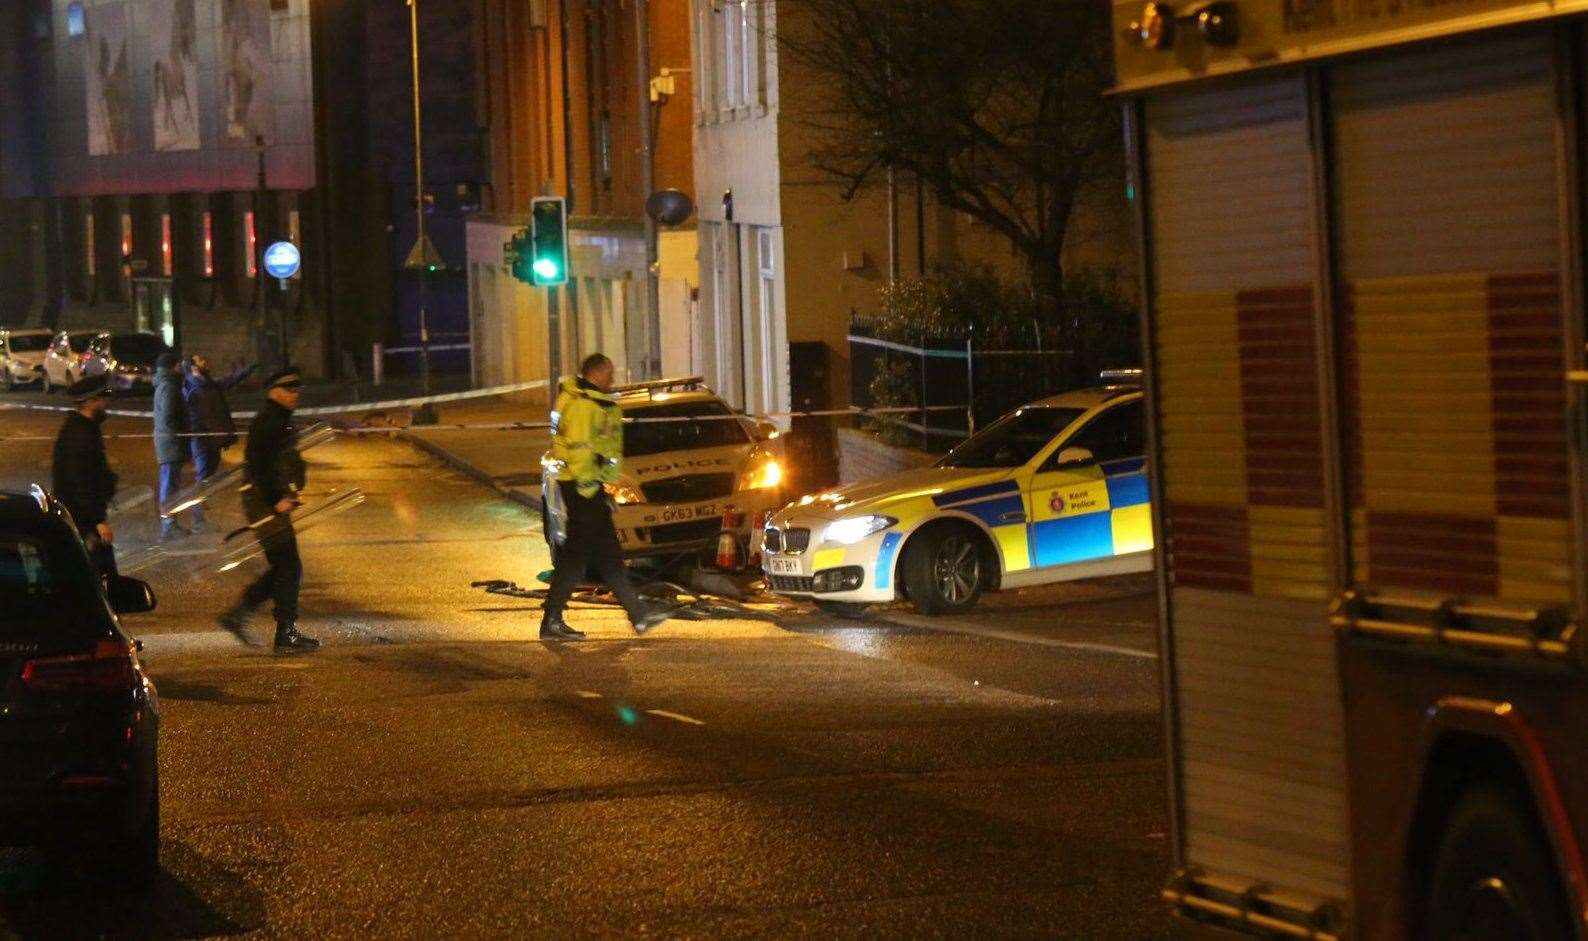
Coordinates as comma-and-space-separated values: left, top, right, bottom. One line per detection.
263, 241, 301, 280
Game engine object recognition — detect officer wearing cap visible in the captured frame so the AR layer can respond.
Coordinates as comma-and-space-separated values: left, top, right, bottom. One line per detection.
51, 375, 119, 577
220, 366, 319, 651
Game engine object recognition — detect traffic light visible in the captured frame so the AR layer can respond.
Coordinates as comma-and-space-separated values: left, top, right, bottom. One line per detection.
503, 229, 532, 283
530, 196, 568, 286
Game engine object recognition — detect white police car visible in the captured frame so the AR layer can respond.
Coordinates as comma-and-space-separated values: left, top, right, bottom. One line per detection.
764, 377, 1152, 615
542, 377, 786, 562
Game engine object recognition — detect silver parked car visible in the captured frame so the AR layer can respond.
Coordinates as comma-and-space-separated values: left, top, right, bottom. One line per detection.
0, 328, 53, 391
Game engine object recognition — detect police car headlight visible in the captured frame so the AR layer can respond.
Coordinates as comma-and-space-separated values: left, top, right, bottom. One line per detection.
605, 482, 645, 505
739, 458, 782, 491
823, 514, 896, 545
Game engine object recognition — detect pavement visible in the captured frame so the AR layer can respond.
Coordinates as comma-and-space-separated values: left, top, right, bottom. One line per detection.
0, 391, 1171, 939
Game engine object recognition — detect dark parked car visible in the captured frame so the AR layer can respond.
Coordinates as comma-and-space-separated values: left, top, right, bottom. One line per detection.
78, 332, 172, 395
0, 488, 160, 881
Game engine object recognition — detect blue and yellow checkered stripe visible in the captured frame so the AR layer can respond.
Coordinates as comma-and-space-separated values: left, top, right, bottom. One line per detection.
1027, 457, 1152, 567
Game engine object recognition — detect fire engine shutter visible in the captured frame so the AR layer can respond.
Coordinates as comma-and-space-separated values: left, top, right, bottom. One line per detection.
1147, 77, 1349, 902
1331, 31, 1570, 607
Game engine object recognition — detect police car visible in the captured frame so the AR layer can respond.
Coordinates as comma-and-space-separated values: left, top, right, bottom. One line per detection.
542, 377, 786, 562
763, 374, 1151, 615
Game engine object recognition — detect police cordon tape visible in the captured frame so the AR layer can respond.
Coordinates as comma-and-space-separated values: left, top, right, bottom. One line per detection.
0, 377, 972, 441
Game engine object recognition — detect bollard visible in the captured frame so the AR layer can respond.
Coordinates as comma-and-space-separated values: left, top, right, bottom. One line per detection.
372, 343, 384, 386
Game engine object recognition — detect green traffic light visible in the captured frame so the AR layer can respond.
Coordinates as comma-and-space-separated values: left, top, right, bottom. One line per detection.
533, 258, 561, 280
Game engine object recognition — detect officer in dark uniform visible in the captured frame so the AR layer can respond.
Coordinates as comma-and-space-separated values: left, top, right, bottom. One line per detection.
51, 375, 119, 577
220, 366, 319, 651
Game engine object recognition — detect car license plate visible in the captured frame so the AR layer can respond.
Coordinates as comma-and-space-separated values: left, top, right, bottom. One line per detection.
766, 558, 802, 575
650, 503, 716, 525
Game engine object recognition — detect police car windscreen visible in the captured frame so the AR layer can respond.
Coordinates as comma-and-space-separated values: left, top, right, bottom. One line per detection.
68, 334, 96, 353
7, 335, 48, 352
0, 530, 103, 639
625, 402, 752, 457
938, 407, 1086, 469
109, 335, 170, 365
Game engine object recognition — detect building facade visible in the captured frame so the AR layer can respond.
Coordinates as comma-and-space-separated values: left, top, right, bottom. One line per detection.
465, 0, 696, 392
690, 0, 1135, 423
0, 0, 488, 382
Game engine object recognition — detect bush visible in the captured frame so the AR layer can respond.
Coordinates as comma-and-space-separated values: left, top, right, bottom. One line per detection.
865, 359, 919, 448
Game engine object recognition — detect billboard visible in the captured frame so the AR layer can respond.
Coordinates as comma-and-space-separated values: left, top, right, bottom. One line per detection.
3, 0, 315, 196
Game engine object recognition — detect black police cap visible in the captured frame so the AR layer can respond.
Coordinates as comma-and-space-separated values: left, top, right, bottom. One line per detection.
69, 374, 112, 404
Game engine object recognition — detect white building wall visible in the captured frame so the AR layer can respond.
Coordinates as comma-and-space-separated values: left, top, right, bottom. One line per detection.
690, 0, 788, 417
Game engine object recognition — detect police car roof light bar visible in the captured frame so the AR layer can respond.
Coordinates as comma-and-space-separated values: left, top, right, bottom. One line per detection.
612, 375, 707, 396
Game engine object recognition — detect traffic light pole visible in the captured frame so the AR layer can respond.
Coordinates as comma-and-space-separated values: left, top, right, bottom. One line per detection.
547, 285, 561, 401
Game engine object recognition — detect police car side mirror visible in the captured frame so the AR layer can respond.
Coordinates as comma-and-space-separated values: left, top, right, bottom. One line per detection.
1055, 447, 1095, 468
108, 575, 158, 615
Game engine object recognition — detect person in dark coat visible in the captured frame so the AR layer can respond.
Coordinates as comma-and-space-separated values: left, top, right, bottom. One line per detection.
182, 354, 256, 533
51, 376, 119, 577
152, 351, 192, 540
220, 366, 319, 651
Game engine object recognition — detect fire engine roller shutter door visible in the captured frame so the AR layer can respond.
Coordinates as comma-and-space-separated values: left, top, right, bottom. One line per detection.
1147, 75, 1349, 903
1331, 32, 1570, 608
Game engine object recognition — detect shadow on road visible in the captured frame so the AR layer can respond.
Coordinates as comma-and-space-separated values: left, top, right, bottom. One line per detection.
0, 841, 264, 940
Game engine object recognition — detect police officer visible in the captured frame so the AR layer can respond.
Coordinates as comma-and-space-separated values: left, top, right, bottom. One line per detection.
540, 353, 668, 641
220, 366, 319, 651
51, 375, 119, 577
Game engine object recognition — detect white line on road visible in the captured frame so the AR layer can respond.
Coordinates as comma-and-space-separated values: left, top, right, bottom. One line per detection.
879, 613, 1159, 660
646, 709, 706, 726
575, 690, 604, 699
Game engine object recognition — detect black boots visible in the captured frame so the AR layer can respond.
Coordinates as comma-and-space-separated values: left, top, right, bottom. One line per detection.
539, 617, 587, 641
274, 625, 321, 651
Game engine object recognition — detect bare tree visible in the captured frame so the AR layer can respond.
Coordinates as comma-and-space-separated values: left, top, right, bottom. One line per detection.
777, 0, 1120, 317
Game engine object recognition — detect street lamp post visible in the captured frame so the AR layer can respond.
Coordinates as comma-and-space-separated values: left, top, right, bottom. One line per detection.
407, 0, 439, 423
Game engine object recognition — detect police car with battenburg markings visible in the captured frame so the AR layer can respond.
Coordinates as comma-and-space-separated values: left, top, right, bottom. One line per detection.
542, 377, 786, 562
763, 372, 1151, 616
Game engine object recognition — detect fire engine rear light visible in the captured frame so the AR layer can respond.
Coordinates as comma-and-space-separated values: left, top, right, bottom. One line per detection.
20, 639, 136, 692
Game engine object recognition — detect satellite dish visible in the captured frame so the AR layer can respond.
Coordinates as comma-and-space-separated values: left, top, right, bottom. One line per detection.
645, 189, 695, 227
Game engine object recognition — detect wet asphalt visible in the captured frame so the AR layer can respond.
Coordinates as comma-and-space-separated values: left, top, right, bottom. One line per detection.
0, 397, 1169, 939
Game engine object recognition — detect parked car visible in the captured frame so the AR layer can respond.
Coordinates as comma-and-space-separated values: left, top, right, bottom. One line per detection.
77, 332, 172, 395
763, 373, 1151, 616
0, 487, 160, 882
0, 327, 53, 391
541, 377, 786, 562
42, 330, 102, 394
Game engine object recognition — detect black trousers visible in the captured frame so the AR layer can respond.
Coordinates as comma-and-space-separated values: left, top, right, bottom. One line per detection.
542, 482, 646, 625
242, 523, 302, 629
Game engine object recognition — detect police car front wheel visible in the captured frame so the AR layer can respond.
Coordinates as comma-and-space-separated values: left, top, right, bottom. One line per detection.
902, 525, 988, 616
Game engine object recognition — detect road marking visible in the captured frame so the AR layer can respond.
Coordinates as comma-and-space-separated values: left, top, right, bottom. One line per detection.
575, 690, 603, 699
645, 709, 705, 726
878, 613, 1158, 660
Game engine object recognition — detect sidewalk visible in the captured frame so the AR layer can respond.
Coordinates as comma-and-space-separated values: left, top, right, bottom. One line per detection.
379, 394, 553, 512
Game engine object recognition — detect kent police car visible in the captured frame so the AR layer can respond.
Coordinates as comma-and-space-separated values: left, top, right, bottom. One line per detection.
542, 377, 786, 561
763, 375, 1151, 615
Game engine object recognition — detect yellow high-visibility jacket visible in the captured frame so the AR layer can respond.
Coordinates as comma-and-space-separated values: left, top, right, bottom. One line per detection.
549, 375, 623, 497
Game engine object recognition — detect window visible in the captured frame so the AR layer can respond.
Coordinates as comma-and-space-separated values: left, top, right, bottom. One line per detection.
119, 212, 132, 260
244, 211, 257, 278
939, 407, 1087, 469
84, 211, 95, 277
160, 213, 173, 276
738, 0, 753, 109
202, 211, 214, 277
1052, 401, 1145, 468
722, 0, 742, 107
624, 401, 752, 456
66, 3, 85, 38
754, 0, 770, 107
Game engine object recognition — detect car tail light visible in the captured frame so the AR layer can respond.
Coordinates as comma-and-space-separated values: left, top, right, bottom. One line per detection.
20, 639, 137, 692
